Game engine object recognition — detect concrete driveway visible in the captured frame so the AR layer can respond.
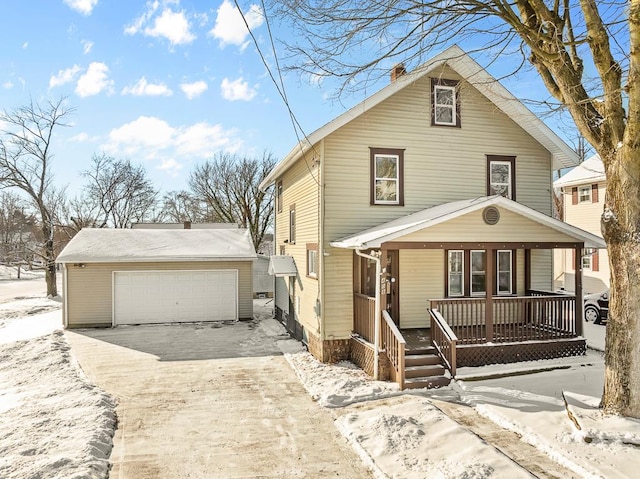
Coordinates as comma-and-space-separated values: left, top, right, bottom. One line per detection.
66, 311, 373, 479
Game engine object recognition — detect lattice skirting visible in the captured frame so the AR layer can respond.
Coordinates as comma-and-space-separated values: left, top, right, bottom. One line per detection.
350, 336, 390, 380
456, 338, 587, 368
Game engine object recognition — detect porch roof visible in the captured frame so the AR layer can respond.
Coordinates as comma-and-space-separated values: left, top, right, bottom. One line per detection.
330, 196, 606, 249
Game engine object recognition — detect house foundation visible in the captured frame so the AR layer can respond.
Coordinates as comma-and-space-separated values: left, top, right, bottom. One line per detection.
307, 331, 351, 363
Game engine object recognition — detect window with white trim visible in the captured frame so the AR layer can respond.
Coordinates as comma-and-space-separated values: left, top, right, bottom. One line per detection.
489, 161, 513, 198
497, 250, 512, 294
578, 185, 592, 203
582, 254, 592, 270
434, 85, 456, 125
289, 205, 296, 244
448, 250, 464, 297
470, 250, 486, 296
374, 154, 400, 204
307, 246, 318, 278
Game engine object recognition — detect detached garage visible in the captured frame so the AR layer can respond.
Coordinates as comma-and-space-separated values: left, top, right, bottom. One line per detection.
57, 228, 256, 328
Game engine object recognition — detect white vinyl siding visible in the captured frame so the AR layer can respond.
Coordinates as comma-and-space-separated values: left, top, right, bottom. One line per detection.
398, 207, 577, 243
274, 150, 322, 337
558, 181, 609, 293
399, 250, 444, 329
319, 67, 555, 338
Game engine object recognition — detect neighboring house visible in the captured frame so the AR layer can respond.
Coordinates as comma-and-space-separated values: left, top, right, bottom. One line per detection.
553, 154, 609, 295
260, 45, 604, 389
57, 228, 256, 327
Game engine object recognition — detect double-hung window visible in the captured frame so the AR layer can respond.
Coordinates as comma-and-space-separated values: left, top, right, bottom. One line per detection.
370, 148, 404, 205
578, 185, 592, 203
446, 250, 515, 297
289, 205, 296, 244
487, 156, 516, 200
497, 250, 512, 294
470, 250, 486, 296
431, 78, 460, 127
448, 250, 464, 297
307, 244, 318, 278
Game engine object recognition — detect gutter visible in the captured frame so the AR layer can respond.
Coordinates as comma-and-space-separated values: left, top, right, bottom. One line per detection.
355, 248, 382, 380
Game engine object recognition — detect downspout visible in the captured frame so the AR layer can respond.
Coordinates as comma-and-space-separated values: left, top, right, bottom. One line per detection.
355, 248, 381, 380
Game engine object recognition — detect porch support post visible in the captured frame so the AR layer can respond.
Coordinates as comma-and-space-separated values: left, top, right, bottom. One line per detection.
380, 248, 388, 322
524, 249, 531, 294
574, 245, 584, 336
485, 248, 494, 342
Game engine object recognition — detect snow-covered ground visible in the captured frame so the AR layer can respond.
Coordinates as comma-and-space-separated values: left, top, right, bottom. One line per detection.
1, 279, 635, 479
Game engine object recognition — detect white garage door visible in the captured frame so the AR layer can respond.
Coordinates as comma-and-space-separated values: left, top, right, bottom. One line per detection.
114, 270, 238, 325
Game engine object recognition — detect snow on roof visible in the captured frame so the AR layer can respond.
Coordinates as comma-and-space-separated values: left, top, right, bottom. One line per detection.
260, 45, 578, 190
268, 255, 297, 277
554, 154, 605, 188
330, 196, 606, 249
57, 228, 256, 263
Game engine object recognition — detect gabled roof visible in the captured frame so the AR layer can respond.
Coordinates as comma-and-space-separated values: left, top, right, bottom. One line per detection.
57, 228, 256, 263
260, 45, 579, 190
554, 154, 605, 188
330, 196, 605, 249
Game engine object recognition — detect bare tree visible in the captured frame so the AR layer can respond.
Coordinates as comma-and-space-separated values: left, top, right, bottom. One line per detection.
0, 191, 34, 266
271, 1, 639, 417
81, 154, 159, 228
158, 190, 218, 223
0, 98, 73, 295
189, 152, 276, 251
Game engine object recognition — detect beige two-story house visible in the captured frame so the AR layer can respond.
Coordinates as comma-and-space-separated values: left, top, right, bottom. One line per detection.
553, 154, 609, 296
261, 46, 604, 389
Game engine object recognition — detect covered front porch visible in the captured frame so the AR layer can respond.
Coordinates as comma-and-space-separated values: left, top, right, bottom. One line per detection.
335, 196, 605, 389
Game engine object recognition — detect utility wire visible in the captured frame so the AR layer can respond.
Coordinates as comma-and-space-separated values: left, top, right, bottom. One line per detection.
233, 0, 320, 185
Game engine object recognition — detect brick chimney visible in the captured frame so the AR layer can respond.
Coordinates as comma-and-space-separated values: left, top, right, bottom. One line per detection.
391, 63, 406, 82
183, 221, 191, 229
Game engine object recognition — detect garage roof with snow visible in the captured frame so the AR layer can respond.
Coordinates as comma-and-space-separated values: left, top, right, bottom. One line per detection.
57, 228, 256, 263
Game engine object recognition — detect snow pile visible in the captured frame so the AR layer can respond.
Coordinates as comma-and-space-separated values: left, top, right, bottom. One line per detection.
0, 265, 44, 281
0, 330, 117, 479
0, 298, 62, 331
335, 396, 532, 478
285, 350, 402, 407
459, 382, 640, 479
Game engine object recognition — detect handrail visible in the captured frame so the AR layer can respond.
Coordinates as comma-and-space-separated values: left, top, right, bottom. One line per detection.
429, 294, 577, 344
381, 310, 406, 389
428, 309, 457, 377
353, 293, 376, 343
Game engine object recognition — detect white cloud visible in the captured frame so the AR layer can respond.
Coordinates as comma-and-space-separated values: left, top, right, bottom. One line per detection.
124, 0, 160, 35
69, 132, 100, 143
103, 115, 241, 162
2, 81, 14, 89
220, 77, 257, 101
122, 77, 173, 96
126, 3, 195, 46
75, 62, 114, 97
180, 80, 207, 99
64, 0, 98, 15
209, 0, 263, 49
49, 65, 82, 89
81, 40, 94, 54
158, 158, 183, 176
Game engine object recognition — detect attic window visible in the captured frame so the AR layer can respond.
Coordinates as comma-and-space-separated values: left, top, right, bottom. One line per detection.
431, 78, 460, 127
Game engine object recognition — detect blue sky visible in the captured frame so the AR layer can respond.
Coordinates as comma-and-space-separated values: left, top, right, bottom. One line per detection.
0, 0, 575, 197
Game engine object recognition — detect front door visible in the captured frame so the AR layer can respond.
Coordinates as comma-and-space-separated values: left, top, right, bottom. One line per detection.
385, 250, 400, 325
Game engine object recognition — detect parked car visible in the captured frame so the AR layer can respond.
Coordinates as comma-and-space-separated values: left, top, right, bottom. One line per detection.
584, 289, 609, 324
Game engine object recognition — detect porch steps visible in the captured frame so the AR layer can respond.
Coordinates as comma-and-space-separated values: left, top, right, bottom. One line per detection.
403, 347, 451, 389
